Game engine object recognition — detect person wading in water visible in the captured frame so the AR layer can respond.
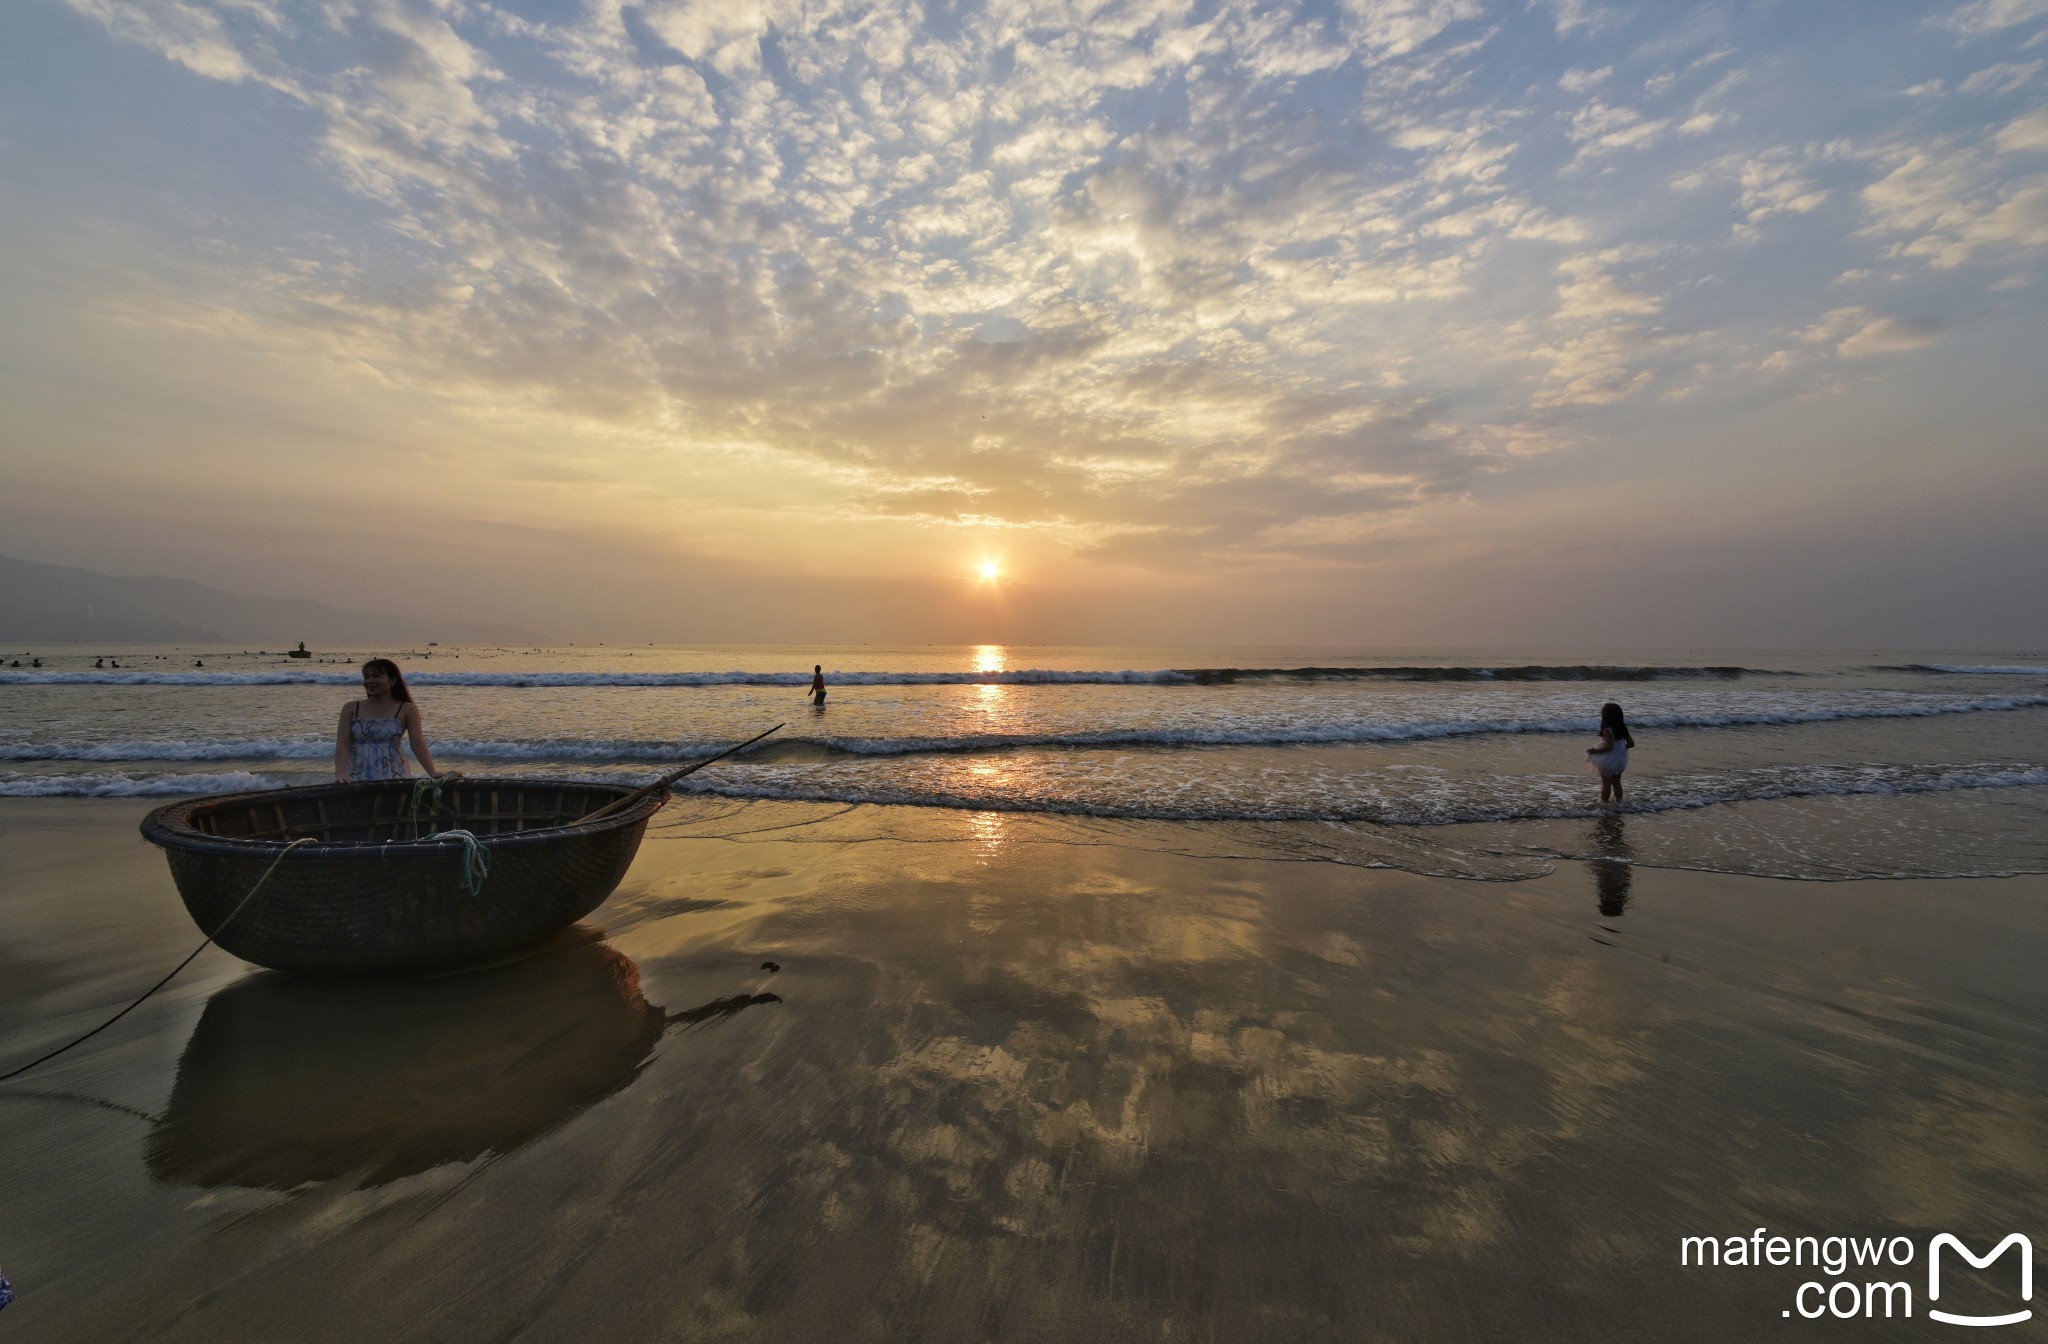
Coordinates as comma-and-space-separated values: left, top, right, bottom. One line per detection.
1585, 701, 1635, 806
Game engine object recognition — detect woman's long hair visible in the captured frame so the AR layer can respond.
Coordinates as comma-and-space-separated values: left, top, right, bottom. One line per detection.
1599, 701, 1634, 748
362, 657, 414, 704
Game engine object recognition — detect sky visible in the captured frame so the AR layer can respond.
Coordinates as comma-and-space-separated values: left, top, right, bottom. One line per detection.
2, 0, 2045, 647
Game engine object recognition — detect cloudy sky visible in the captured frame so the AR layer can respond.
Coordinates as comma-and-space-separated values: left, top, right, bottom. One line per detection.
2, 0, 2045, 646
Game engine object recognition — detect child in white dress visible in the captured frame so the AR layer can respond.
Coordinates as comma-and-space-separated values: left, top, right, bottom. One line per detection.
1586, 701, 1634, 805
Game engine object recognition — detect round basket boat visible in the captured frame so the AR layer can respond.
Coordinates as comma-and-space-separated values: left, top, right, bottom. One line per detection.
140, 778, 665, 975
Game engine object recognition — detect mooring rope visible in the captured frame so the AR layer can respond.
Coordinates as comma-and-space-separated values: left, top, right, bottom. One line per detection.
435, 828, 491, 896
401, 776, 489, 895
407, 773, 458, 839
0, 837, 316, 1083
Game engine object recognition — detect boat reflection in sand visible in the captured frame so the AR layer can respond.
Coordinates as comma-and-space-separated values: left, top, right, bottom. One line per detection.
147, 930, 777, 1190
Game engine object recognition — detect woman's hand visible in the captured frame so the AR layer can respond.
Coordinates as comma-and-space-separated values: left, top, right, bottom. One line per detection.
335, 773, 353, 784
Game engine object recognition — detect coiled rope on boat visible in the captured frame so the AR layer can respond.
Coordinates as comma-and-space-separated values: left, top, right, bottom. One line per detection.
437, 829, 491, 896
406, 775, 489, 895
0, 837, 316, 1083
407, 773, 458, 836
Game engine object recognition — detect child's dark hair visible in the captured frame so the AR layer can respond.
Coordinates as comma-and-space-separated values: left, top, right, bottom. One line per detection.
1599, 702, 1634, 748
362, 657, 414, 704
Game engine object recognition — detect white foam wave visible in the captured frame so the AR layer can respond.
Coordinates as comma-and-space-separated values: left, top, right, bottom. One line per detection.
4, 694, 2043, 764
0, 770, 287, 798
792, 697, 2048, 752
0, 670, 349, 686
1911, 664, 2048, 676
6, 760, 2041, 821
0, 736, 765, 763
0, 667, 1196, 688
665, 762, 2048, 824
0, 738, 330, 762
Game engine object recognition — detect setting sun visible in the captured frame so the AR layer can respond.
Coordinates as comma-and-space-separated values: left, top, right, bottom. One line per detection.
978, 560, 1001, 583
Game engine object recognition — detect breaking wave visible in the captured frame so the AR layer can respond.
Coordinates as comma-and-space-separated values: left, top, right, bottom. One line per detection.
0, 667, 1194, 688
6, 694, 2042, 764
1180, 664, 1783, 683
676, 760, 2048, 824
6, 759, 2043, 822
0, 770, 286, 798
0, 662, 1793, 689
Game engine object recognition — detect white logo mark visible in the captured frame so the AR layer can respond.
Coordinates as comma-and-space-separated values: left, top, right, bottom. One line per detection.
1928, 1234, 2033, 1328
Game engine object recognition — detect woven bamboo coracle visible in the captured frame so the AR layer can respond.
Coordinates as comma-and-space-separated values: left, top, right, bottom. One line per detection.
140, 778, 665, 974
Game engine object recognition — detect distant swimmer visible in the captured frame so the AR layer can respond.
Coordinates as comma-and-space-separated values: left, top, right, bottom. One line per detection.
810, 664, 827, 706
94, 657, 104, 668
194, 659, 204, 668
1585, 701, 1635, 806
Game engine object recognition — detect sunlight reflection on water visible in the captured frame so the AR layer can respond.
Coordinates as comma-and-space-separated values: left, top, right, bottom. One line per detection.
969, 808, 1006, 860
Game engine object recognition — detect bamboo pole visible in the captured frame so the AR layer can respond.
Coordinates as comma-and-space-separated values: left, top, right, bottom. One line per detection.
572, 724, 783, 826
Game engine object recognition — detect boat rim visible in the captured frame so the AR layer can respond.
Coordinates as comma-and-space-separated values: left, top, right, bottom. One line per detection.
141, 777, 666, 859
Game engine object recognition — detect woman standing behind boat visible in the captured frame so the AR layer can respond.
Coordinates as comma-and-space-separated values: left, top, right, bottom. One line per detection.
334, 657, 441, 783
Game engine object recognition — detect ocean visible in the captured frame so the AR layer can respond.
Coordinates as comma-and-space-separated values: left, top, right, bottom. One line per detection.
2, 643, 2043, 882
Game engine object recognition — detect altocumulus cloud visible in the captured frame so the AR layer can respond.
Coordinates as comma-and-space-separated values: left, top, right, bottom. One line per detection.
59, 0, 2048, 564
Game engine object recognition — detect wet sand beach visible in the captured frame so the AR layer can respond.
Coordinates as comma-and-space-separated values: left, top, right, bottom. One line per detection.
1, 797, 2044, 1341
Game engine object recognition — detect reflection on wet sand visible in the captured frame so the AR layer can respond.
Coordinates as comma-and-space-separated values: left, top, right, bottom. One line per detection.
147, 932, 776, 1190
1590, 814, 1633, 917
477, 826, 2041, 1342
12, 804, 2048, 1343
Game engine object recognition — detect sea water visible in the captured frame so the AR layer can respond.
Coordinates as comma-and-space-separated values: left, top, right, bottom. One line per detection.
1, 644, 2043, 881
